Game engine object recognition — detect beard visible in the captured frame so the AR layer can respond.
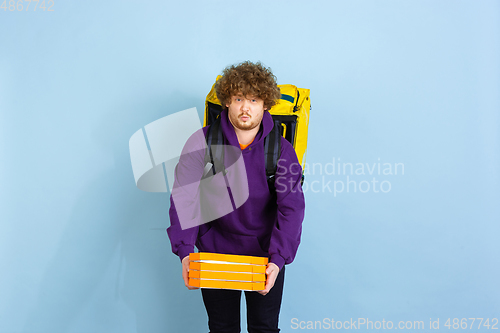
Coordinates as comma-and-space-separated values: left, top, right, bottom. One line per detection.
228, 111, 263, 131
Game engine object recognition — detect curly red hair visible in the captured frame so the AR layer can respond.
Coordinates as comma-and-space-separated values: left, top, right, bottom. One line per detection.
215, 61, 281, 111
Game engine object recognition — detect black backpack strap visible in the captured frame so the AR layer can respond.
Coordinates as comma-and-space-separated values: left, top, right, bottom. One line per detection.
203, 117, 226, 178
264, 120, 282, 191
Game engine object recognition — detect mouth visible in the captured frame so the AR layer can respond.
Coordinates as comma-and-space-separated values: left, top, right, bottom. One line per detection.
240, 115, 250, 121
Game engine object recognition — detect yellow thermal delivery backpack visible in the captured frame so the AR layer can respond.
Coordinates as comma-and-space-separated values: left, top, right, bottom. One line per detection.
204, 75, 311, 186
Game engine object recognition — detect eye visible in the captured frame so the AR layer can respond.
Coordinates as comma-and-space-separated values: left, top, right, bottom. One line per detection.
251, 99, 257, 102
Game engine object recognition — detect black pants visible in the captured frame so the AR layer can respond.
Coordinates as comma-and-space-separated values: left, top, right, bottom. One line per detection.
201, 266, 285, 333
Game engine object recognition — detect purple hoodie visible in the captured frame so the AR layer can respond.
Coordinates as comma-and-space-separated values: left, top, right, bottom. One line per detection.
167, 110, 305, 269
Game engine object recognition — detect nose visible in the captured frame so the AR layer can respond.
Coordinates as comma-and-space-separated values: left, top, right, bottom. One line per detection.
241, 99, 250, 111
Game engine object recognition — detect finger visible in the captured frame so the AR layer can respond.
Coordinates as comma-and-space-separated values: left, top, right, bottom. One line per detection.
268, 270, 277, 283
260, 279, 272, 295
182, 265, 191, 288
258, 287, 269, 295
264, 273, 276, 293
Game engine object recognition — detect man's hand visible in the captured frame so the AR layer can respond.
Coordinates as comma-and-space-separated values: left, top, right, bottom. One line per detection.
257, 262, 280, 296
182, 255, 199, 290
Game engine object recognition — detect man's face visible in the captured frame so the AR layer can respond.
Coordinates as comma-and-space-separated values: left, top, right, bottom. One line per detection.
226, 93, 266, 131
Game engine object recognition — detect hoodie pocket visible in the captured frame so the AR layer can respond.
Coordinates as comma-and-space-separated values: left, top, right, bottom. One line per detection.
196, 227, 268, 258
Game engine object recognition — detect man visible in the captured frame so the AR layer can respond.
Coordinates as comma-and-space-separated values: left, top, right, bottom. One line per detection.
167, 61, 305, 333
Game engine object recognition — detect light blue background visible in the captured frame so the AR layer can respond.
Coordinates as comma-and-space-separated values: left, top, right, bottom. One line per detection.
1, 0, 499, 332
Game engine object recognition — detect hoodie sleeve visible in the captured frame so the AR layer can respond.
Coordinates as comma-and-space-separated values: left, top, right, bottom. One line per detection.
167, 196, 198, 262
268, 138, 305, 270
166, 129, 207, 262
